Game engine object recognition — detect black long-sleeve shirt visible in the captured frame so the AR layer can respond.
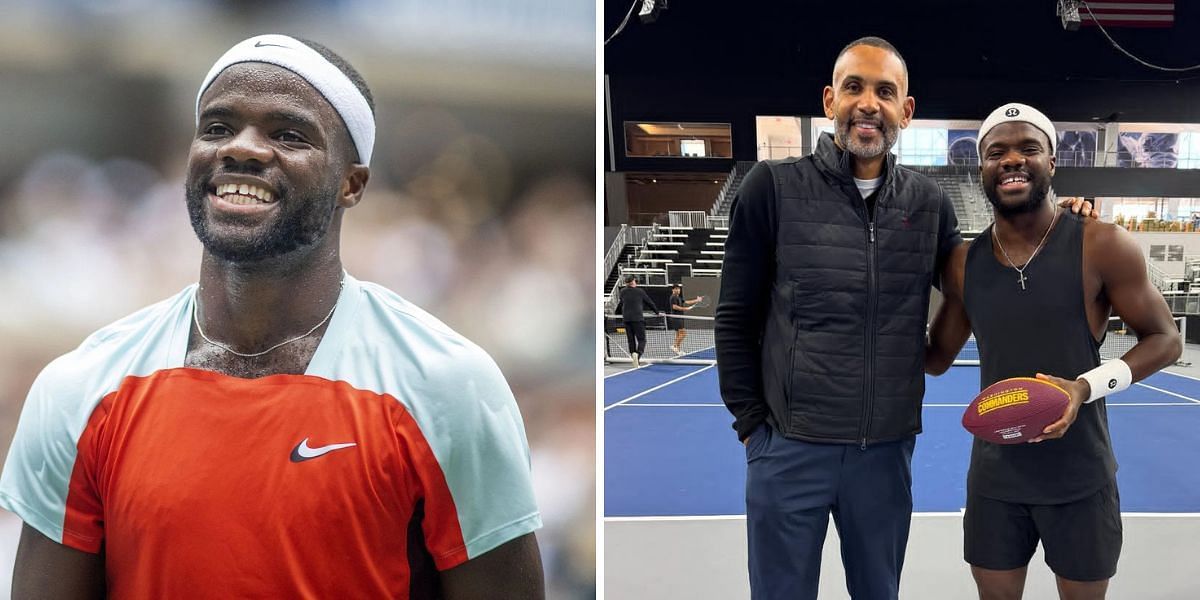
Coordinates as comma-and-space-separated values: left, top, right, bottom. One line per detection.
616, 286, 658, 323
714, 165, 776, 436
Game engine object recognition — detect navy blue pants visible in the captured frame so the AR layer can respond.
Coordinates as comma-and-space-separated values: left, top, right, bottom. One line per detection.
745, 423, 915, 600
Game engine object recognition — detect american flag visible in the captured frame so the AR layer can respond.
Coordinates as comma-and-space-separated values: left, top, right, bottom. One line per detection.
1079, 1, 1175, 28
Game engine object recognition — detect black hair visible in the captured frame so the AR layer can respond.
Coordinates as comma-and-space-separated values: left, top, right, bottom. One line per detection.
625, 275, 637, 284
835, 36, 908, 83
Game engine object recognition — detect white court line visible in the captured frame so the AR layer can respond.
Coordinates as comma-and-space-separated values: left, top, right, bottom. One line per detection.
604, 365, 716, 411
606, 515, 745, 522
1134, 381, 1200, 404
605, 512, 1200, 522
1161, 369, 1200, 383
614, 403, 725, 407
628, 402, 1200, 408
603, 368, 639, 379
604, 363, 704, 379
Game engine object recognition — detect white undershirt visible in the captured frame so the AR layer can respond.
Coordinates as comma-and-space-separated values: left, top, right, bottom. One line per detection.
854, 176, 883, 199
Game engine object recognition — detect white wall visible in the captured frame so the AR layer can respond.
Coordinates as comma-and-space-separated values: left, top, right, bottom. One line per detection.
1129, 232, 1200, 278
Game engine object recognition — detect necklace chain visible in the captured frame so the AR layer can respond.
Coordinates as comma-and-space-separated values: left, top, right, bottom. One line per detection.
193, 278, 344, 358
993, 209, 1059, 290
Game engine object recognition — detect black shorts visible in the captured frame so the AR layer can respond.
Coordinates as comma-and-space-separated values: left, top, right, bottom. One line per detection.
667, 317, 685, 331
964, 481, 1122, 582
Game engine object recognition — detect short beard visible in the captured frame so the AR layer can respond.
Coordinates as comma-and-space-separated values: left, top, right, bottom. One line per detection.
834, 117, 900, 160
984, 176, 1053, 217
184, 177, 339, 263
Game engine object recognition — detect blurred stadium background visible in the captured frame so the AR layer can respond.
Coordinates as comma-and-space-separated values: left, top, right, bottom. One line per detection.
0, 1, 595, 597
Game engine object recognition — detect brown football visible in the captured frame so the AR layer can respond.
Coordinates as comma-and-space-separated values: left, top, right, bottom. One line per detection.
962, 377, 1070, 444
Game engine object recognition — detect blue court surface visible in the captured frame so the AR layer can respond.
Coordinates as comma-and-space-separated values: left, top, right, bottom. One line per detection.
604, 364, 1200, 516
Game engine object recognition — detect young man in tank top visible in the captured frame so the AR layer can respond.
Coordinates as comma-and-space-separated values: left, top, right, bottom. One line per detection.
925, 103, 1181, 599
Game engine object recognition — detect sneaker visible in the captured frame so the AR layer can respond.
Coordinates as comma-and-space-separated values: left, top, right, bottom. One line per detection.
631, 352, 640, 368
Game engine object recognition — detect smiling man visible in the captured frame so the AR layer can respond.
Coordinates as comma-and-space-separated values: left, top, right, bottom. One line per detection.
925, 103, 1180, 599
0, 35, 543, 599
715, 37, 962, 599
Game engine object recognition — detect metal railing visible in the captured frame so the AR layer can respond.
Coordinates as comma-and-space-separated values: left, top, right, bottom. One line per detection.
1162, 291, 1200, 315
668, 211, 708, 228
603, 225, 656, 313
1147, 261, 1168, 291
603, 224, 629, 285
709, 165, 737, 216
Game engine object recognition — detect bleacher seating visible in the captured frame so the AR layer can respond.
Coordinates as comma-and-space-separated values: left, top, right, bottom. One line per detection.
618, 227, 727, 280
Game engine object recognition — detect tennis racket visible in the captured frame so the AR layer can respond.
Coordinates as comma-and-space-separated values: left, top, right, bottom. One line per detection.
693, 295, 711, 308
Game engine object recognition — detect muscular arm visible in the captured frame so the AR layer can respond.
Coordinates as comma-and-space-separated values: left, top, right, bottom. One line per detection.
1033, 222, 1182, 442
1089, 223, 1182, 381
925, 243, 972, 375
715, 163, 776, 441
441, 533, 544, 600
13, 523, 105, 600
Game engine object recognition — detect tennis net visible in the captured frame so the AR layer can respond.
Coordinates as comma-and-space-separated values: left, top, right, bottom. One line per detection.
604, 313, 715, 365
952, 315, 1186, 366
604, 314, 1187, 367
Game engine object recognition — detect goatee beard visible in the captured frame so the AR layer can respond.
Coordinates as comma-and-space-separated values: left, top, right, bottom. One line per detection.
834, 117, 899, 160
184, 176, 338, 263
984, 177, 1054, 217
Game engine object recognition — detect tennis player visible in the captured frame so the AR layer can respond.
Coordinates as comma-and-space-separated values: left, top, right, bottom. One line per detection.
926, 103, 1181, 599
0, 35, 543, 599
669, 283, 703, 355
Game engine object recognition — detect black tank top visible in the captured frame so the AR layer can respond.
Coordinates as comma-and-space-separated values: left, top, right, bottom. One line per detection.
963, 210, 1116, 504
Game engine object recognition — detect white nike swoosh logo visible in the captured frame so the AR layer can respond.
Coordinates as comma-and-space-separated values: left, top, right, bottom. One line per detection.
290, 438, 357, 462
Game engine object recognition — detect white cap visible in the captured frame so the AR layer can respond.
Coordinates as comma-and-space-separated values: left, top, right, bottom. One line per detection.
978, 103, 1056, 159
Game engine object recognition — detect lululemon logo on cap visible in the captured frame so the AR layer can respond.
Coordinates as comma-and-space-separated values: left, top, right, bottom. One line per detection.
1005, 107, 1020, 117
1108, 379, 1118, 389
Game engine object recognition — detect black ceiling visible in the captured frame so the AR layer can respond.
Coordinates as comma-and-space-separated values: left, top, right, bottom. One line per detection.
605, 0, 1200, 84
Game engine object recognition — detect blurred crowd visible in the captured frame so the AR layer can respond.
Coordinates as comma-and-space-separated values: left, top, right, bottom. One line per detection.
0, 145, 596, 596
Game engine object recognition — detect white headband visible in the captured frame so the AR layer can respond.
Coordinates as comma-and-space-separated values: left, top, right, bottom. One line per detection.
978, 102, 1056, 161
195, 34, 374, 165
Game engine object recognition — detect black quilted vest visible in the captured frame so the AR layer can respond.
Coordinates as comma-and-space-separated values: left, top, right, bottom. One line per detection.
760, 134, 946, 444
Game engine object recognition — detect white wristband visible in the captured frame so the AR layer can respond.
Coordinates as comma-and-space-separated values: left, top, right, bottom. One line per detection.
1077, 359, 1132, 404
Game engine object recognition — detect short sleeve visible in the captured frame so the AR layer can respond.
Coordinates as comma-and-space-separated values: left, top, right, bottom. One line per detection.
0, 359, 107, 553
405, 346, 541, 570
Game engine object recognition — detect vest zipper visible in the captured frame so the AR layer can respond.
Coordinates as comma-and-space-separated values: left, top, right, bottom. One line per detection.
861, 219, 877, 449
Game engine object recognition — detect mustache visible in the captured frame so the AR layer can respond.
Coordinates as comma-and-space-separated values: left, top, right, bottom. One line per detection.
849, 116, 882, 127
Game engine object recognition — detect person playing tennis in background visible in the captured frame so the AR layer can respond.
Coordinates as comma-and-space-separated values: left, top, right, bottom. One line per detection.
0, 34, 543, 599
669, 283, 705, 355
